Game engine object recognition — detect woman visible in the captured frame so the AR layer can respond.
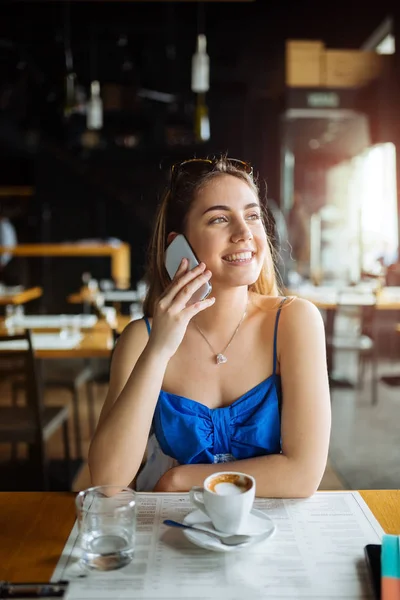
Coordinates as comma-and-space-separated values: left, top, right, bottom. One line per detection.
89, 156, 331, 497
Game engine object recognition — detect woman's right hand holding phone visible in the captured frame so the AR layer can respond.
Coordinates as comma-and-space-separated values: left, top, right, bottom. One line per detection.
148, 259, 214, 360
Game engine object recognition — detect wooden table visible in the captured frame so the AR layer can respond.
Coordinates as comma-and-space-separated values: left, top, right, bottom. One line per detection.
0, 243, 131, 289
0, 314, 130, 351
0, 490, 399, 582
116, 314, 132, 335
287, 286, 400, 312
68, 289, 140, 305
0, 325, 114, 359
36, 329, 114, 360
0, 286, 42, 305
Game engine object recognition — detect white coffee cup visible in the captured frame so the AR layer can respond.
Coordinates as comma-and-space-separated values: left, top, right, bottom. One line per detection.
189, 471, 256, 533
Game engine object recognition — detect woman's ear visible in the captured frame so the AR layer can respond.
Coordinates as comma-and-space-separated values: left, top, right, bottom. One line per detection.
166, 231, 179, 246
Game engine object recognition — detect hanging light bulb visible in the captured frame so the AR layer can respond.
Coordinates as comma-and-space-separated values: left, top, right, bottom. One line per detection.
194, 93, 210, 142
192, 34, 210, 142
191, 34, 209, 93
86, 80, 103, 130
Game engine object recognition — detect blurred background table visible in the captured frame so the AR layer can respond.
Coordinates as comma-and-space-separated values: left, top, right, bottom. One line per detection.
0, 286, 42, 305
0, 324, 114, 360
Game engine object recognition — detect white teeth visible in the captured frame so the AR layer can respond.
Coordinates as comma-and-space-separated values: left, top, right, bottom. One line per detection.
224, 252, 253, 262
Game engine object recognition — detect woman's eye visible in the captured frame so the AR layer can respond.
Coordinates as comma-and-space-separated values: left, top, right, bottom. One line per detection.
209, 216, 228, 224
209, 213, 260, 224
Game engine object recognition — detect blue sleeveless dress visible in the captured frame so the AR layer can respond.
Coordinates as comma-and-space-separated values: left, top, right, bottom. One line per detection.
135, 299, 286, 491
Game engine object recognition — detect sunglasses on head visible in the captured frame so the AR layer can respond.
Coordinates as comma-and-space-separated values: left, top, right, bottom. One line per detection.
170, 157, 253, 191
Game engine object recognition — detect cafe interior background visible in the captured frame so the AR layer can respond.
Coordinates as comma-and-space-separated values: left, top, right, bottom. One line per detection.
0, 0, 399, 493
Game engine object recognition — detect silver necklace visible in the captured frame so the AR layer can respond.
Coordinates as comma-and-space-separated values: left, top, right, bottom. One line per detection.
193, 299, 248, 365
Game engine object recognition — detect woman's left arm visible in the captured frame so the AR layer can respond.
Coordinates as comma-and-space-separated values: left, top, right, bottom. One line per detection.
155, 298, 331, 497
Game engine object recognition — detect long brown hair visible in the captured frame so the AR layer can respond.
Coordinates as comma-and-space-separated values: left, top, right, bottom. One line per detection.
143, 156, 282, 317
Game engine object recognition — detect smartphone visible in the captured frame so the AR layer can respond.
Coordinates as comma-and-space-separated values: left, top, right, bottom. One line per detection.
165, 234, 212, 305
364, 544, 381, 600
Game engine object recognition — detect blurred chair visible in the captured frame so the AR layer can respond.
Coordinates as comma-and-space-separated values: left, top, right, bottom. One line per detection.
36, 327, 119, 445
0, 330, 72, 490
377, 321, 400, 399
12, 359, 90, 459
39, 302, 106, 453
386, 263, 400, 286
84, 328, 120, 433
40, 360, 95, 457
327, 292, 377, 402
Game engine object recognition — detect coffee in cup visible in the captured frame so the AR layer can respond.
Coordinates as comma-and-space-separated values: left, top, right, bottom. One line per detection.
190, 471, 255, 533
206, 473, 253, 496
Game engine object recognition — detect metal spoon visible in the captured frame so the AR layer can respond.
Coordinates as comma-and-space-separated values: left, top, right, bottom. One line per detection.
163, 519, 253, 547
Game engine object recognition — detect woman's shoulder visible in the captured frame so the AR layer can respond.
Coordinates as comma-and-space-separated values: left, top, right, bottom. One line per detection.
115, 317, 151, 356
278, 296, 325, 344
121, 316, 151, 335
252, 295, 325, 362
253, 293, 323, 329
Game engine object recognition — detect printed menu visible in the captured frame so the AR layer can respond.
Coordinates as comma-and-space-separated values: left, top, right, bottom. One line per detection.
53, 491, 382, 599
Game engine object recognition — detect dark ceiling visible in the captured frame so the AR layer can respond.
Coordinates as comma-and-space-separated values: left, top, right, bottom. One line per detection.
0, 0, 392, 96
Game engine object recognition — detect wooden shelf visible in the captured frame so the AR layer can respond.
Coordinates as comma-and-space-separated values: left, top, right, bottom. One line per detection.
0, 243, 131, 289
0, 187, 34, 198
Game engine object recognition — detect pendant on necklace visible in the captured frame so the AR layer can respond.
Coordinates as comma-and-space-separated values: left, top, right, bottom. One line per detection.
216, 353, 228, 365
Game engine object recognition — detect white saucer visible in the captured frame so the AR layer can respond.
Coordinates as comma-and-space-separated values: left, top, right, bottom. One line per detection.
182, 509, 276, 553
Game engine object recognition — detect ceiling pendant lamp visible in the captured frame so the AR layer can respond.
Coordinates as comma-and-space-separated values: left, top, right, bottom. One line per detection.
191, 33, 209, 93
191, 3, 210, 142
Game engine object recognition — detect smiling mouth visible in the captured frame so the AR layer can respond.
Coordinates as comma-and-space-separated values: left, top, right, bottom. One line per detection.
222, 251, 255, 264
